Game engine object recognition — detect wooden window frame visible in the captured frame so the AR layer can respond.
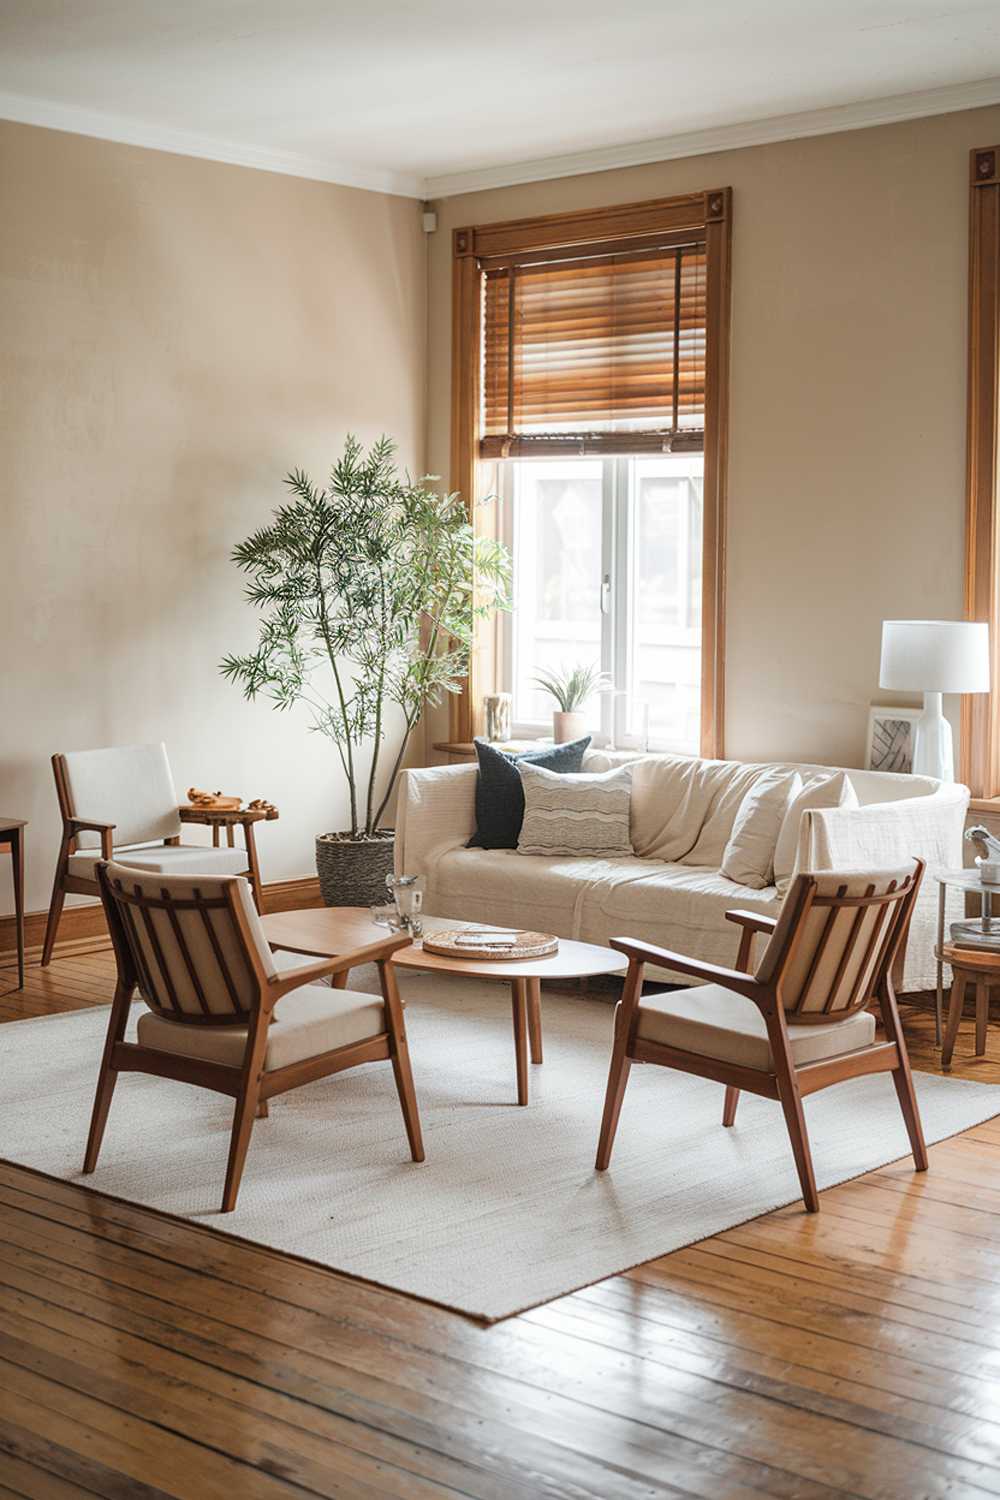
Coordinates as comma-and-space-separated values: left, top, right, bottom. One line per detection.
962, 146, 1000, 797
448, 189, 732, 757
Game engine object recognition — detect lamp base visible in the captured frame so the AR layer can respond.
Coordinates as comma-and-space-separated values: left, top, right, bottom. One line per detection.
911, 691, 954, 781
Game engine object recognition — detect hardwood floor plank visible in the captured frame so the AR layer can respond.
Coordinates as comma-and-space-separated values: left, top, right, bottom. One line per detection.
0, 1227, 820, 1500
0, 1289, 635, 1500
0, 1451, 96, 1500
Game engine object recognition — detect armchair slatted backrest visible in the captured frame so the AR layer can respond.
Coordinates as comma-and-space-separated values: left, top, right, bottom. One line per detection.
58, 744, 183, 849
98, 861, 276, 1025
755, 862, 923, 1023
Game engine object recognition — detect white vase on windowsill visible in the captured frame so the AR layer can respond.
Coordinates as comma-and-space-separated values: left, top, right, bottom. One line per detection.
552, 711, 586, 744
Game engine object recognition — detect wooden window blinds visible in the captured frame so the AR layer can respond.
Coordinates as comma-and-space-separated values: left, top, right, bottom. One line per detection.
480, 235, 707, 458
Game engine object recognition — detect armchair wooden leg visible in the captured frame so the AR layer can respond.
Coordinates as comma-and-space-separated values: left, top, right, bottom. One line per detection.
255, 1099, 269, 1119
891, 1060, 929, 1172
83, 980, 132, 1173
596, 1032, 632, 1171
775, 1073, 819, 1213
222, 1085, 260, 1212
83, 1062, 118, 1175
877, 980, 929, 1173
941, 974, 966, 1070
380, 959, 424, 1162
391, 1037, 425, 1163
722, 1086, 739, 1126
41, 882, 66, 968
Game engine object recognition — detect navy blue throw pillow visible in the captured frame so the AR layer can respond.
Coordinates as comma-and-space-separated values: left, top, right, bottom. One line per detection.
467, 737, 592, 850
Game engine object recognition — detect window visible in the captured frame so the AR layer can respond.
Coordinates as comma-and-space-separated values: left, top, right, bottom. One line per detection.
497, 453, 704, 751
448, 191, 730, 755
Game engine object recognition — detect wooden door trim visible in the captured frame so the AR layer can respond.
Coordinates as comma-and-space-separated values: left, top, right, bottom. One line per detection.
961, 145, 1000, 796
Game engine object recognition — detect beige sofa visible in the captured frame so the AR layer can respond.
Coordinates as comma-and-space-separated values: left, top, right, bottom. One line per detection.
394, 751, 968, 991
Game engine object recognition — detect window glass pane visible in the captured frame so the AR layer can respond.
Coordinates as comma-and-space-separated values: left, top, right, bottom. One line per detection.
508, 460, 603, 730
629, 455, 703, 753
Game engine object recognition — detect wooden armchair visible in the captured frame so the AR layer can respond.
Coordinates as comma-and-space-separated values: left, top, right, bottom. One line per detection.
85, 860, 424, 1211
43, 743, 257, 965
596, 861, 927, 1213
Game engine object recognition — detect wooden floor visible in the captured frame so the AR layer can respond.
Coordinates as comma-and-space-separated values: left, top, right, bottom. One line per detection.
3, 955, 1000, 1499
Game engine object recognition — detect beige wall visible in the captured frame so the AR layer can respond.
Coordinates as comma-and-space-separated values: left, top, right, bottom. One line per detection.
0, 121, 426, 914
423, 104, 1000, 770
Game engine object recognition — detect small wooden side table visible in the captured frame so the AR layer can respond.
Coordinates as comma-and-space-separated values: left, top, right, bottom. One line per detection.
178, 806, 277, 912
941, 942, 1000, 1069
0, 818, 27, 989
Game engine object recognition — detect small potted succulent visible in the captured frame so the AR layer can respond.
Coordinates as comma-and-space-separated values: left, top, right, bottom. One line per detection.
223, 435, 509, 905
531, 663, 611, 743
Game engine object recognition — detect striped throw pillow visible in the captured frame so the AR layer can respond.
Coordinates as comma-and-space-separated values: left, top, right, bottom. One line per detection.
517, 761, 634, 857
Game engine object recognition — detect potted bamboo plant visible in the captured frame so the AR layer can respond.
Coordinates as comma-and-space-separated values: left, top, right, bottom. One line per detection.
222, 435, 509, 905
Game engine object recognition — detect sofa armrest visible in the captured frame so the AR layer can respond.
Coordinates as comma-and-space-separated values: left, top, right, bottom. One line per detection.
798, 782, 968, 874
797, 782, 968, 991
393, 763, 478, 877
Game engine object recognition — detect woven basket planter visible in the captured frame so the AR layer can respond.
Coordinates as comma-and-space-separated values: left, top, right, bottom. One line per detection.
315, 830, 395, 907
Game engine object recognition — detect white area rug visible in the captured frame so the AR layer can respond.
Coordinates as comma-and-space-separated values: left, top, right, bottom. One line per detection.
2, 969, 998, 1321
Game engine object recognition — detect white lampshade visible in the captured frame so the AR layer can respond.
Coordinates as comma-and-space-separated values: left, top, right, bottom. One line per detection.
879, 620, 990, 694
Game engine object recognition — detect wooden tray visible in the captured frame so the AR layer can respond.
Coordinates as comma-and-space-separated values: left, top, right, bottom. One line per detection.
421, 928, 559, 961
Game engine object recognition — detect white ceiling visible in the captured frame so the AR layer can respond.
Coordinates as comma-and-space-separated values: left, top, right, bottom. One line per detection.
1, 0, 999, 197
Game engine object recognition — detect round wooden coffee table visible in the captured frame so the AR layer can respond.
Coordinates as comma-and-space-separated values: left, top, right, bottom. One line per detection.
261, 907, 626, 1105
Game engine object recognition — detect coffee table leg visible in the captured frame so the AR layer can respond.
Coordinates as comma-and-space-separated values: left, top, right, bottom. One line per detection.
527, 977, 543, 1064
511, 978, 528, 1105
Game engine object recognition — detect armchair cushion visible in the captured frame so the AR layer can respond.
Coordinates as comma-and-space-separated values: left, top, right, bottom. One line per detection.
70, 844, 247, 883
63, 743, 182, 848
634, 984, 877, 1072
136, 985, 386, 1071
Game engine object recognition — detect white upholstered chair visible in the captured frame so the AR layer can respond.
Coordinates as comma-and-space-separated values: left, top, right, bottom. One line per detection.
43, 743, 254, 965
85, 861, 424, 1211
596, 862, 928, 1212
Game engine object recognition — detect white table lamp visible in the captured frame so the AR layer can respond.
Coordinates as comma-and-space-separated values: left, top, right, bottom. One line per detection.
879, 619, 990, 781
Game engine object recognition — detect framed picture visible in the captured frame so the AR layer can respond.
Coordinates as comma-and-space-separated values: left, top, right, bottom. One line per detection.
865, 707, 921, 774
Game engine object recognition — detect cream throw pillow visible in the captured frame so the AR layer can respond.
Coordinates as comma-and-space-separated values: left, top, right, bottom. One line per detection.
720, 769, 802, 889
772, 770, 859, 888
517, 761, 633, 857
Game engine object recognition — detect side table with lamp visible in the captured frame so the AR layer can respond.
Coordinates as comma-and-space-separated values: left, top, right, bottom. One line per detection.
878, 619, 991, 1049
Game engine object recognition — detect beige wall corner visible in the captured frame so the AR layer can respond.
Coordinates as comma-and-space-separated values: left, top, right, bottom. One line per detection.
0, 120, 427, 913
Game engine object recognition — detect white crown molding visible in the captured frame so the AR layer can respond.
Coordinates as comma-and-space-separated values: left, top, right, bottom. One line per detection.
423, 76, 1000, 198
0, 88, 425, 198
4, 75, 1000, 204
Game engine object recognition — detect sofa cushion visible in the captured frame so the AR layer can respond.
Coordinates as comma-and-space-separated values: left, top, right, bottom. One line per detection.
518, 761, 633, 857
137, 985, 386, 1071
467, 737, 591, 850
634, 983, 877, 1071
773, 771, 858, 888
720, 769, 802, 889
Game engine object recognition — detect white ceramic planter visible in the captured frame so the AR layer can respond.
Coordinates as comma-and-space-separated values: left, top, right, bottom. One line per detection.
552, 710, 587, 744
